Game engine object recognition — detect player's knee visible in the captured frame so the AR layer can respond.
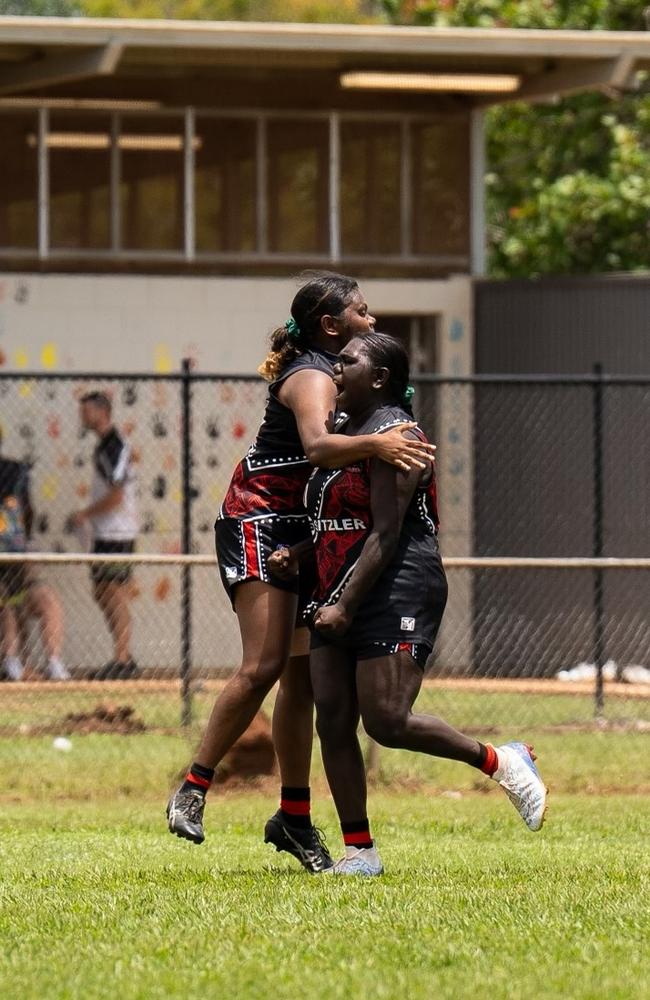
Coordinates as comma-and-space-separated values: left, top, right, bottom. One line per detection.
237, 657, 284, 696
315, 702, 355, 744
362, 707, 406, 749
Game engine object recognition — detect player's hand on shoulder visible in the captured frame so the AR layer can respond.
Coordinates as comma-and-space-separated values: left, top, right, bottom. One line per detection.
375, 423, 436, 473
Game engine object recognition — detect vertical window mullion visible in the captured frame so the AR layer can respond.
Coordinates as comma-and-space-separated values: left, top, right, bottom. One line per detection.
257, 115, 268, 254
329, 112, 340, 261
110, 113, 121, 252
401, 118, 412, 257
470, 108, 486, 276
37, 107, 49, 259
184, 106, 195, 260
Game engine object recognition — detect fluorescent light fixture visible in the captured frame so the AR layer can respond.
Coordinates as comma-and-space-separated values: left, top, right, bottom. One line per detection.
340, 71, 521, 94
26, 133, 202, 152
0, 98, 162, 110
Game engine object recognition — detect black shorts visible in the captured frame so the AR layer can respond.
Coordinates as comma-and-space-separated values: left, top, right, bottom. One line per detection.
91, 539, 135, 586
309, 554, 448, 669
0, 563, 29, 607
215, 515, 317, 618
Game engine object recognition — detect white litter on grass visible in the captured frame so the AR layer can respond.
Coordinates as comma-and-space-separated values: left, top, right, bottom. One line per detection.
52, 736, 73, 752
556, 660, 650, 684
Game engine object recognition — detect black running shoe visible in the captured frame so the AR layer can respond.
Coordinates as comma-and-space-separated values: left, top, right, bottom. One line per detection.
264, 810, 334, 874
91, 659, 140, 681
166, 788, 206, 844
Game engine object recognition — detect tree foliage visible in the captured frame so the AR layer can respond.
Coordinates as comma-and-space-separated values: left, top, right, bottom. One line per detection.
379, 1, 650, 276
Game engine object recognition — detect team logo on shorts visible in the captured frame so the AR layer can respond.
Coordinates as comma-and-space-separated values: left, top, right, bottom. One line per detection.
400, 617, 415, 632
225, 566, 239, 581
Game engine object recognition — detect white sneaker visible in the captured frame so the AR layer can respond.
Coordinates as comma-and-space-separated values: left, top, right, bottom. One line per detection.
333, 846, 384, 876
44, 657, 71, 681
493, 742, 548, 832
1, 655, 24, 681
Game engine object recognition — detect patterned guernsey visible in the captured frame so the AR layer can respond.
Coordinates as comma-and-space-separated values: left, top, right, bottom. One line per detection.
304, 404, 447, 664
215, 347, 337, 602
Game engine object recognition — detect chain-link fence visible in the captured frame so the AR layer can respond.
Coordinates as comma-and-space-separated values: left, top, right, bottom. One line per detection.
1, 368, 649, 741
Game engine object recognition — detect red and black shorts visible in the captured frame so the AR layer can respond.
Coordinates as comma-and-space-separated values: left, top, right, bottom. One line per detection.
215, 515, 317, 618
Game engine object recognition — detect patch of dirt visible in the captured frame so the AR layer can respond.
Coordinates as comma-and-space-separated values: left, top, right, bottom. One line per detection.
214, 712, 276, 787
39, 703, 146, 735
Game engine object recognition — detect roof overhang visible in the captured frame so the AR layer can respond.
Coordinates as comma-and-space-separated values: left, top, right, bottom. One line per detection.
0, 17, 649, 107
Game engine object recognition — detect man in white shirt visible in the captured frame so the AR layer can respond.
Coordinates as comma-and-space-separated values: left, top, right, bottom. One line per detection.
71, 391, 139, 680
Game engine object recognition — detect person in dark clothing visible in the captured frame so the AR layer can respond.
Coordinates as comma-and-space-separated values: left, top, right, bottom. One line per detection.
167, 273, 435, 873
272, 333, 548, 876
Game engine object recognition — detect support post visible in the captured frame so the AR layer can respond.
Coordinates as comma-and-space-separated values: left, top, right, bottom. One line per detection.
180, 358, 193, 728
592, 363, 605, 719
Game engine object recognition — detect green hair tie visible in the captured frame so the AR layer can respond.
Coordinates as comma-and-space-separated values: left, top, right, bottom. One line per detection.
403, 384, 415, 405
284, 317, 301, 342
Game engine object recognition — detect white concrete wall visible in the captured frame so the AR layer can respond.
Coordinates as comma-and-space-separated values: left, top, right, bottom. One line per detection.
0, 271, 473, 672
0, 272, 471, 376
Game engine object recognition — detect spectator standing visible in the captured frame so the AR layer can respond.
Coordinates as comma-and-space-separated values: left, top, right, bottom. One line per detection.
0, 426, 69, 681
71, 392, 139, 680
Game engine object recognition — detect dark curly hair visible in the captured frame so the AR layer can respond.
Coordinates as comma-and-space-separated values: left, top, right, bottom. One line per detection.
258, 271, 360, 381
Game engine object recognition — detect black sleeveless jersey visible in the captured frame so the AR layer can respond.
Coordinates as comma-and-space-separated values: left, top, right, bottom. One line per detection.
304, 404, 440, 612
218, 347, 338, 521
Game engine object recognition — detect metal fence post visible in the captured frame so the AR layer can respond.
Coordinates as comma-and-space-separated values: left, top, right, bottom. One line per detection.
180, 358, 193, 728
592, 363, 606, 719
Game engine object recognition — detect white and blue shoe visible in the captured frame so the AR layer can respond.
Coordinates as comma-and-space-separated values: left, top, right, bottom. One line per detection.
332, 846, 384, 876
493, 742, 548, 832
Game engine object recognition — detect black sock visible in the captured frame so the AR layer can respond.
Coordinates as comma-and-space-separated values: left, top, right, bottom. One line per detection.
341, 819, 373, 850
279, 786, 312, 829
180, 762, 214, 795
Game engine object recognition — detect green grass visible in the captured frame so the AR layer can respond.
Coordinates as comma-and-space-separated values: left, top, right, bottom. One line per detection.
1, 683, 648, 734
0, 794, 648, 1000
1, 691, 648, 998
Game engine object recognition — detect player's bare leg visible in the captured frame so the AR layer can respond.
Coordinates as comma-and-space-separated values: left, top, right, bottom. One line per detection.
311, 644, 381, 876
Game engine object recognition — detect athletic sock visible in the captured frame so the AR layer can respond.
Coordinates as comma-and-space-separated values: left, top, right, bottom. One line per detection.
279, 786, 312, 829
180, 762, 214, 795
477, 742, 499, 777
341, 819, 373, 850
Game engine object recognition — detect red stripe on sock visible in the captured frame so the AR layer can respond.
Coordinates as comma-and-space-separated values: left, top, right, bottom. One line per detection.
343, 831, 373, 847
480, 744, 498, 777
187, 771, 211, 789
281, 799, 311, 816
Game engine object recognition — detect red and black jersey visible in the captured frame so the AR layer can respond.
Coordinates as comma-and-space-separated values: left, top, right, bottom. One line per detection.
218, 347, 338, 522
304, 404, 440, 614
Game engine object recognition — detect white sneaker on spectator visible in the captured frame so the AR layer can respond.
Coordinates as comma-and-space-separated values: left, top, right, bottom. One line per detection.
333, 846, 384, 876
44, 657, 71, 681
1, 655, 24, 681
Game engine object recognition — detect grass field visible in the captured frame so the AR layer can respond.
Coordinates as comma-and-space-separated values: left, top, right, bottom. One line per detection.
1, 689, 648, 999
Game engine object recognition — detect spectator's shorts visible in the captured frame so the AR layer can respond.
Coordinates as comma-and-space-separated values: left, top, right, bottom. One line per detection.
91, 539, 135, 586
0, 563, 29, 607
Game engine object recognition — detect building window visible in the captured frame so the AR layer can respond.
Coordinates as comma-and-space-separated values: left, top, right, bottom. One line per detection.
0, 112, 38, 249
119, 116, 185, 252
267, 118, 329, 254
340, 120, 401, 256
49, 114, 111, 250
411, 118, 470, 257
195, 117, 256, 253
0, 106, 471, 269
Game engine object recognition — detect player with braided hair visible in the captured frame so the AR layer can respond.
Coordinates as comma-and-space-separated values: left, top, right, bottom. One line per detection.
167, 274, 435, 873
